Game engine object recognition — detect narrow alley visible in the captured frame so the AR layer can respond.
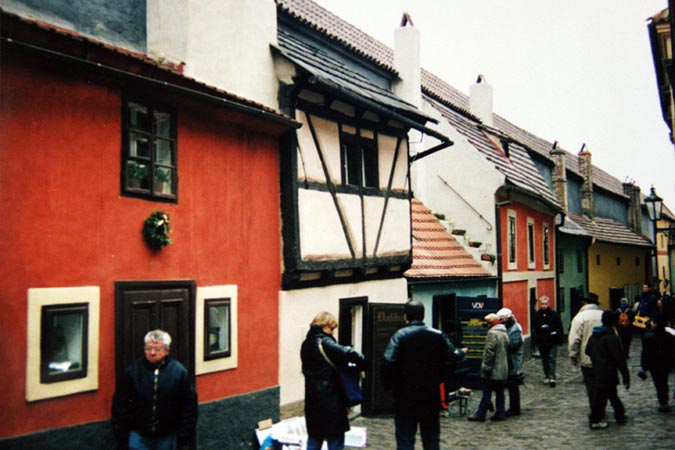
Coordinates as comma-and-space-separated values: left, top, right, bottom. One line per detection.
351, 345, 675, 449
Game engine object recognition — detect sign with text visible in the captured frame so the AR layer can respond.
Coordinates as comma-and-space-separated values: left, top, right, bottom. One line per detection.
455, 296, 501, 388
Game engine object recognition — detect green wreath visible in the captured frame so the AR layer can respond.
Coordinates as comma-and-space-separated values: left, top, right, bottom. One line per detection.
142, 211, 172, 251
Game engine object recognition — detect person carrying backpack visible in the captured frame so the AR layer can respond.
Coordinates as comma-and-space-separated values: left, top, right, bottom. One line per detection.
616, 298, 634, 358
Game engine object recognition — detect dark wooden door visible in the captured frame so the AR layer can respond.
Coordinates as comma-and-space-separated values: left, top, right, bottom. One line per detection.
363, 303, 406, 415
115, 281, 195, 380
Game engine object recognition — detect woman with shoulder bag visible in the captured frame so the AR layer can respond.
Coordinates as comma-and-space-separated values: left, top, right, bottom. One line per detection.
300, 311, 366, 450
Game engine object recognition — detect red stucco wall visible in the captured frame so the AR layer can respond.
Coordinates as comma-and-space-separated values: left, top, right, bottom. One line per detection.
0, 55, 282, 437
499, 202, 557, 336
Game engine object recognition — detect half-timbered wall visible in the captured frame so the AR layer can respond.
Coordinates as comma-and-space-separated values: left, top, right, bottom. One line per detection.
294, 109, 411, 262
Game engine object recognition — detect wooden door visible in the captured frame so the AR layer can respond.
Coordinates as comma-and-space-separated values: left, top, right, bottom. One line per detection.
363, 303, 406, 414
114, 281, 195, 380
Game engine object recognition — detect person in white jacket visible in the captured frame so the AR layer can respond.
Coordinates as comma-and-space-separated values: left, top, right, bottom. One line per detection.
568, 293, 603, 410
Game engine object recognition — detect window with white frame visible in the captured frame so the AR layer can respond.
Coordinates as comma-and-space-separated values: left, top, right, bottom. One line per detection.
507, 210, 517, 270
527, 217, 535, 269
196, 285, 238, 375
27, 287, 100, 402
542, 223, 551, 269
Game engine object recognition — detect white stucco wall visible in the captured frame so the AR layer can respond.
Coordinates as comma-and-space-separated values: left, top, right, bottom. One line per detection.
147, 0, 279, 108
411, 100, 504, 262
296, 112, 341, 183
278, 278, 409, 406
378, 134, 409, 191
298, 189, 351, 259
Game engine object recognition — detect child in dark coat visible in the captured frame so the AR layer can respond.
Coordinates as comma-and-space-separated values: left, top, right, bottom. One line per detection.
585, 311, 630, 429
641, 315, 675, 412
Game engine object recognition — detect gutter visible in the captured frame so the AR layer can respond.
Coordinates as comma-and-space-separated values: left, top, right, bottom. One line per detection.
2, 37, 301, 130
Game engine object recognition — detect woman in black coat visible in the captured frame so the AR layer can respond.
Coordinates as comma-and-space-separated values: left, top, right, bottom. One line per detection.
301, 311, 366, 450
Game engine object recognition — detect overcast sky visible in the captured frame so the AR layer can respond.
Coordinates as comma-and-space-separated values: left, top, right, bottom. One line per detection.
313, 0, 675, 210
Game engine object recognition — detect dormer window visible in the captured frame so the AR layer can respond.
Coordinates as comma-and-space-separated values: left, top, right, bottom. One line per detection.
501, 139, 511, 158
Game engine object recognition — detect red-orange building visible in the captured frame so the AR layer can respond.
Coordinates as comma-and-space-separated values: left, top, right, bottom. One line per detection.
499, 202, 557, 333
0, 12, 296, 448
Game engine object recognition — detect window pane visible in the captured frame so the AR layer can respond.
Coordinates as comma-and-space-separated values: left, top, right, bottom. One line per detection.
508, 217, 516, 263
154, 139, 173, 165
363, 141, 379, 188
127, 161, 150, 190
543, 226, 550, 265
153, 167, 174, 195
129, 132, 150, 158
129, 102, 150, 131
154, 111, 172, 138
47, 312, 84, 373
205, 299, 231, 359
41, 303, 88, 383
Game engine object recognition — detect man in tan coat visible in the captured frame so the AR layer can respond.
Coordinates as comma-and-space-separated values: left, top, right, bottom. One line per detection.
568, 293, 603, 410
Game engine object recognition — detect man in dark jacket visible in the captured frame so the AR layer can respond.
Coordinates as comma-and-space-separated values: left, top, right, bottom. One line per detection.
641, 315, 675, 412
382, 301, 465, 450
532, 295, 564, 387
585, 311, 629, 430
112, 329, 198, 450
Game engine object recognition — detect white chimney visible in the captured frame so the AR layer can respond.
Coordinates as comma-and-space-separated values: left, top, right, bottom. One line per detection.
470, 74, 493, 127
393, 13, 421, 108
147, 0, 278, 108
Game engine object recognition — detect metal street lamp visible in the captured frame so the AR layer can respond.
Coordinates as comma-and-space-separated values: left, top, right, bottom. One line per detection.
644, 186, 664, 222
644, 186, 669, 292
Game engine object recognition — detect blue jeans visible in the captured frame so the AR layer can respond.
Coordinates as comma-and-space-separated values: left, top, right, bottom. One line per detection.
128, 431, 176, 450
306, 434, 344, 450
474, 379, 505, 418
394, 408, 440, 450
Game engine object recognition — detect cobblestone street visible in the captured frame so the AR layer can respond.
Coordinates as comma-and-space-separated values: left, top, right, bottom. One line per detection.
350, 343, 675, 450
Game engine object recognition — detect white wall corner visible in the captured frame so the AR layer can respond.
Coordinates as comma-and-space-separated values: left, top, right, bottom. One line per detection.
148, 0, 279, 108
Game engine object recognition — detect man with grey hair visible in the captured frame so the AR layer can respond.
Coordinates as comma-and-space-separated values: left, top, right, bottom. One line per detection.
532, 296, 564, 387
112, 329, 198, 450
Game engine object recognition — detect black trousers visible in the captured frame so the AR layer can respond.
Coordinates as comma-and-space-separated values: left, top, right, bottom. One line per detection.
506, 377, 521, 414
650, 369, 670, 406
589, 384, 625, 424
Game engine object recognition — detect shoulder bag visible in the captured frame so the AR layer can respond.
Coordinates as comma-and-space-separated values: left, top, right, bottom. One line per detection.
318, 339, 363, 407
633, 312, 650, 329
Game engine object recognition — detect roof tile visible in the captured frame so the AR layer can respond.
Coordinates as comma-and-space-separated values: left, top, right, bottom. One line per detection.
405, 199, 491, 279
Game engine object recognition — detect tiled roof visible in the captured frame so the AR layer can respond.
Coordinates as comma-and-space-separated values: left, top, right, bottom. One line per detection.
569, 214, 652, 247
405, 199, 492, 279
275, 0, 565, 209
427, 96, 562, 210
278, 0, 662, 209
275, 27, 428, 121
2, 11, 295, 124
276, 0, 396, 73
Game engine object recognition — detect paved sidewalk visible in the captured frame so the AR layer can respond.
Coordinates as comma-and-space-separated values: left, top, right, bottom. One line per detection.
351, 344, 675, 450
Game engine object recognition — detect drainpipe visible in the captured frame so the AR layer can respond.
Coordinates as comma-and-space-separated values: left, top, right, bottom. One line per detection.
495, 193, 512, 306
495, 204, 504, 305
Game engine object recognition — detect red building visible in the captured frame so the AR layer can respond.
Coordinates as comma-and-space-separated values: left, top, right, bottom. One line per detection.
499, 201, 557, 334
0, 12, 296, 448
